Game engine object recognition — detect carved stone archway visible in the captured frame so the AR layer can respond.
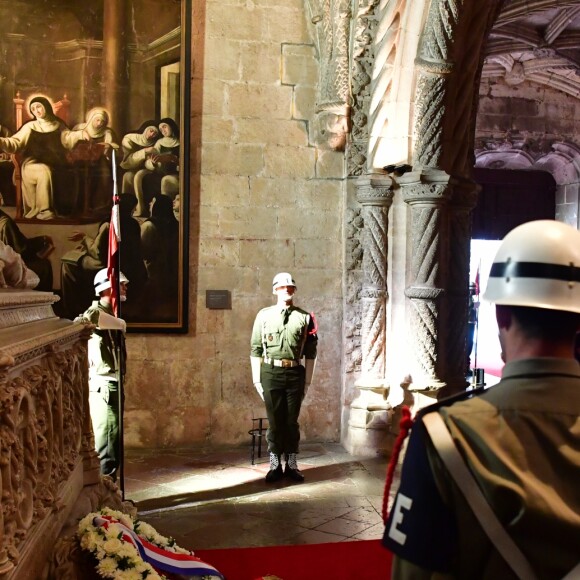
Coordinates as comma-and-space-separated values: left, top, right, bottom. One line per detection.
475, 139, 580, 228
342, 0, 505, 454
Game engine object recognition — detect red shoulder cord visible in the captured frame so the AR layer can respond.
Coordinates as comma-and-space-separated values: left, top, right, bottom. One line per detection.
308, 312, 318, 335
382, 405, 414, 524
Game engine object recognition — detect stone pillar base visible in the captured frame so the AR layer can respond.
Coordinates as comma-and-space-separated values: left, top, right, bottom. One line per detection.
343, 378, 395, 456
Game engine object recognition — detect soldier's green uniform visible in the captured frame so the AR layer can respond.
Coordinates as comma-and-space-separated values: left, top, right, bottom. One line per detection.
76, 299, 126, 478
251, 304, 318, 457
384, 220, 580, 580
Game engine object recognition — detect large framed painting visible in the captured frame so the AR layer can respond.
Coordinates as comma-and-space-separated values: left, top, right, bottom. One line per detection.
0, 0, 190, 332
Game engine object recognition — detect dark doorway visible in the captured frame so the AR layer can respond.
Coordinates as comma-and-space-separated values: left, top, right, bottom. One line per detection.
472, 167, 556, 240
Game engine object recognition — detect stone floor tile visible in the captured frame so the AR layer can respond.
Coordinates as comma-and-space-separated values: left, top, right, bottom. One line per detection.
288, 528, 347, 545
313, 517, 373, 538
125, 442, 390, 550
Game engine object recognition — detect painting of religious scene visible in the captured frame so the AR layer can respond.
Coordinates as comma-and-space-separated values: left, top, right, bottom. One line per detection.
0, 0, 189, 331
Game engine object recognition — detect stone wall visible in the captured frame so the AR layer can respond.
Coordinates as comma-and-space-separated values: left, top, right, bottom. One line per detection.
477, 77, 580, 139
124, 0, 346, 450
476, 77, 580, 228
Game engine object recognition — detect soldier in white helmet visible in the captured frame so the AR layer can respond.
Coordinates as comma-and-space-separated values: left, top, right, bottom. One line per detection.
383, 220, 580, 579
75, 268, 129, 480
250, 272, 318, 483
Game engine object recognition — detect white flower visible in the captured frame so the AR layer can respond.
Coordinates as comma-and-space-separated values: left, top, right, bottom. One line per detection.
77, 508, 203, 580
117, 543, 139, 560
135, 521, 156, 537
96, 556, 119, 576
102, 537, 125, 554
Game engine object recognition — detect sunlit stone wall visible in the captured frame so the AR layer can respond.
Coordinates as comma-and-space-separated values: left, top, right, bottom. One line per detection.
124, 0, 346, 450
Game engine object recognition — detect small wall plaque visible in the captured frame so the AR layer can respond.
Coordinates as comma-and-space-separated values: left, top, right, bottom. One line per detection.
206, 290, 232, 310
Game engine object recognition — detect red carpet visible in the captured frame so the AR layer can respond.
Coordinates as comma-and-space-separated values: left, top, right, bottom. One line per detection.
196, 540, 392, 580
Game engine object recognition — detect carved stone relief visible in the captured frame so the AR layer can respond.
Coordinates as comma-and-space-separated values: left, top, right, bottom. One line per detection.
0, 346, 86, 570
344, 205, 364, 375
348, 0, 380, 175
0, 291, 123, 578
305, 0, 352, 151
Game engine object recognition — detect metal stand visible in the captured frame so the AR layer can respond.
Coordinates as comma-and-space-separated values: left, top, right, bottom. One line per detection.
248, 418, 268, 465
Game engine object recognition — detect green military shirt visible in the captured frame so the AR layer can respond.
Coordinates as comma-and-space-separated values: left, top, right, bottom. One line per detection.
251, 305, 317, 361
389, 357, 580, 580
75, 300, 126, 389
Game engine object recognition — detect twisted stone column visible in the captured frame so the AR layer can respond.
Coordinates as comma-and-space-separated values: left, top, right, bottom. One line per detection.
401, 172, 452, 392
345, 174, 394, 455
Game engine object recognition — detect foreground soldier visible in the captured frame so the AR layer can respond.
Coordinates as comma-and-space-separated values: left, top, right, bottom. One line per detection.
383, 220, 580, 579
75, 268, 128, 480
250, 272, 318, 483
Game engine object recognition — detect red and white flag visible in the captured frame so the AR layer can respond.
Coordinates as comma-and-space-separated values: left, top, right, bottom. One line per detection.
108, 149, 121, 316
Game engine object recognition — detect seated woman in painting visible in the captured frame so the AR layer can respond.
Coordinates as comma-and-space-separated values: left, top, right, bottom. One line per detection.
132, 118, 180, 217
120, 121, 160, 207
0, 96, 88, 220
71, 107, 120, 218
146, 117, 180, 198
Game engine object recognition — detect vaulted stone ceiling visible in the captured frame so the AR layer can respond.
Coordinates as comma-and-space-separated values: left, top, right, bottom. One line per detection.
483, 0, 580, 96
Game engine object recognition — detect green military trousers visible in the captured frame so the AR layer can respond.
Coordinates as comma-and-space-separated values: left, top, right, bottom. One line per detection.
261, 363, 305, 456
89, 381, 120, 478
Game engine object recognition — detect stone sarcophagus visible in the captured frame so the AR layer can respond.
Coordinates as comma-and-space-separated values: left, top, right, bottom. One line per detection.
0, 289, 101, 579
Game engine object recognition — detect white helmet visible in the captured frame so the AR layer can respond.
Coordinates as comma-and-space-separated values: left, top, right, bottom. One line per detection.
94, 268, 129, 294
272, 272, 296, 293
483, 220, 580, 314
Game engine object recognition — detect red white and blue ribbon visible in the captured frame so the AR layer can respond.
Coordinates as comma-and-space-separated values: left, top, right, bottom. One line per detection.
94, 515, 224, 578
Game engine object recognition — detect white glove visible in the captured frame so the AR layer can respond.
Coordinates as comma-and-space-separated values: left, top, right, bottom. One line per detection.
254, 382, 264, 401
98, 310, 127, 333
250, 356, 262, 384
303, 358, 316, 399
304, 358, 316, 384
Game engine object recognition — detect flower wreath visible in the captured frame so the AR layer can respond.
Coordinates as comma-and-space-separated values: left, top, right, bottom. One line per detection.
78, 507, 222, 579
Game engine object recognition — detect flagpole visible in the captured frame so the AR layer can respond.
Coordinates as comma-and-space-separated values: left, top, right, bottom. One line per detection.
473, 260, 481, 372
471, 260, 482, 388
111, 150, 125, 500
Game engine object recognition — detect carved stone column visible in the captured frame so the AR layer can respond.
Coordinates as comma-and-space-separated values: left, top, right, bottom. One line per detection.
344, 173, 394, 455
401, 171, 452, 392
444, 180, 479, 395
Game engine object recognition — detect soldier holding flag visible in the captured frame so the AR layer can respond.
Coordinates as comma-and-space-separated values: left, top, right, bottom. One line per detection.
75, 149, 128, 485
75, 269, 129, 480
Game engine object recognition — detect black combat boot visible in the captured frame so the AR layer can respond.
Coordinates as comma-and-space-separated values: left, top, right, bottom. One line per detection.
265, 452, 283, 483
284, 452, 304, 482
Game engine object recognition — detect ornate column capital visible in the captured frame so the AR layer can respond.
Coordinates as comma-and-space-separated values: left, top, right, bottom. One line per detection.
400, 170, 453, 206
356, 173, 395, 206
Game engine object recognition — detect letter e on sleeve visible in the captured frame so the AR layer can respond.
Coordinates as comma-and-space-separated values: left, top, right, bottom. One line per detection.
382, 419, 457, 573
